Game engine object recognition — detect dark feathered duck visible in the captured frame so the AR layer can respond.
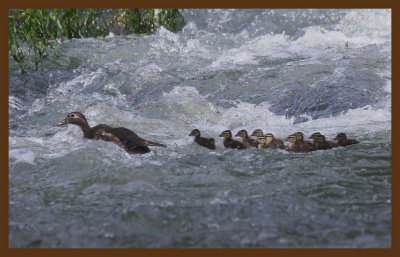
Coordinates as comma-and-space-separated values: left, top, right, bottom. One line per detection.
219, 130, 246, 149
334, 132, 359, 146
235, 129, 258, 148
57, 112, 166, 154
189, 129, 216, 150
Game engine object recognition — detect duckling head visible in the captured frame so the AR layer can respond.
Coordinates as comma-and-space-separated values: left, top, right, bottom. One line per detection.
315, 135, 326, 143
264, 133, 274, 144
251, 129, 264, 138
309, 132, 322, 140
189, 129, 201, 137
294, 132, 304, 141
258, 136, 267, 145
287, 135, 297, 143
235, 129, 248, 138
219, 130, 232, 139
335, 132, 347, 141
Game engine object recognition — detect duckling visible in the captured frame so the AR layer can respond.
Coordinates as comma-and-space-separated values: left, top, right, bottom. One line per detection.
334, 132, 359, 146
309, 132, 337, 148
264, 133, 285, 149
250, 129, 264, 139
219, 130, 246, 149
257, 136, 269, 149
189, 129, 216, 150
286, 135, 301, 152
235, 129, 258, 148
292, 132, 314, 152
313, 135, 332, 150
57, 112, 166, 154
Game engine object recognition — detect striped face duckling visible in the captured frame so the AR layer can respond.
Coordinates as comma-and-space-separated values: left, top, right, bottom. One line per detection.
57, 112, 166, 154
257, 136, 269, 149
309, 132, 337, 148
292, 131, 314, 152
219, 130, 246, 149
250, 129, 264, 139
264, 133, 285, 149
235, 129, 258, 148
334, 132, 359, 146
189, 129, 216, 150
313, 134, 332, 150
286, 135, 300, 152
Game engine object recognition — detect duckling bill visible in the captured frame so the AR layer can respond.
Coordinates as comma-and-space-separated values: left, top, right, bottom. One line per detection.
57, 112, 166, 154
189, 129, 216, 150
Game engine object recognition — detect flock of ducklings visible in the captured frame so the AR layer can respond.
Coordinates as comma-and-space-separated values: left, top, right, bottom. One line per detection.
189, 129, 359, 152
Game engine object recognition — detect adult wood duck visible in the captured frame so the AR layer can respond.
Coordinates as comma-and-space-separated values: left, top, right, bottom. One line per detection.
235, 129, 258, 148
219, 130, 246, 150
57, 112, 167, 154
334, 132, 359, 146
189, 129, 216, 150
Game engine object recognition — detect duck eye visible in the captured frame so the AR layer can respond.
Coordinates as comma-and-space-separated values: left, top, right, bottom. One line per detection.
70, 114, 75, 118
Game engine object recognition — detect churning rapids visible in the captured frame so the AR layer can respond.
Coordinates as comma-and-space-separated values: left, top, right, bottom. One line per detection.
9, 9, 391, 247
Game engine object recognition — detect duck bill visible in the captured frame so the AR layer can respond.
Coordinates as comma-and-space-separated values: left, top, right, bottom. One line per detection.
234, 133, 239, 137
218, 133, 223, 137
57, 120, 68, 126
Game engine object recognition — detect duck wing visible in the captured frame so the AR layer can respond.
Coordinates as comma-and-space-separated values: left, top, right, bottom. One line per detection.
113, 127, 167, 147
91, 125, 149, 153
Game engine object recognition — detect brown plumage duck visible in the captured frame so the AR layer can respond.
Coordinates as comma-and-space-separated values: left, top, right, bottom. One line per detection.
57, 112, 166, 154
189, 129, 216, 150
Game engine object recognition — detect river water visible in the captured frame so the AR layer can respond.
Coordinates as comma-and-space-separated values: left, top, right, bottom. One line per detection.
9, 9, 391, 247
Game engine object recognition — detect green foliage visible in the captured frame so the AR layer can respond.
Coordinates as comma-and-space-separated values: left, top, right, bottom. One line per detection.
158, 9, 185, 33
9, 9, 185, 74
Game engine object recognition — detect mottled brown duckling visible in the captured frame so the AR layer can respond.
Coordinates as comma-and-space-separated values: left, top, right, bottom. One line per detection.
292, 132, 314, 152
189, 129, 216, 150
264, 133, 285, 149
57, 112, 167, 154
257, 136, 268, 149
286, 135, 301, 152
235, 129, 258, 148
309, 132, 337, 148
312, 135, 333, 150
250, 129, 264, 139
334, 132, 359, 146
219, 130, 246, 149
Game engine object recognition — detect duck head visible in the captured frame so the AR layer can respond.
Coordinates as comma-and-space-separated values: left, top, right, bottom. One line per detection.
57, 112, 88, 127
